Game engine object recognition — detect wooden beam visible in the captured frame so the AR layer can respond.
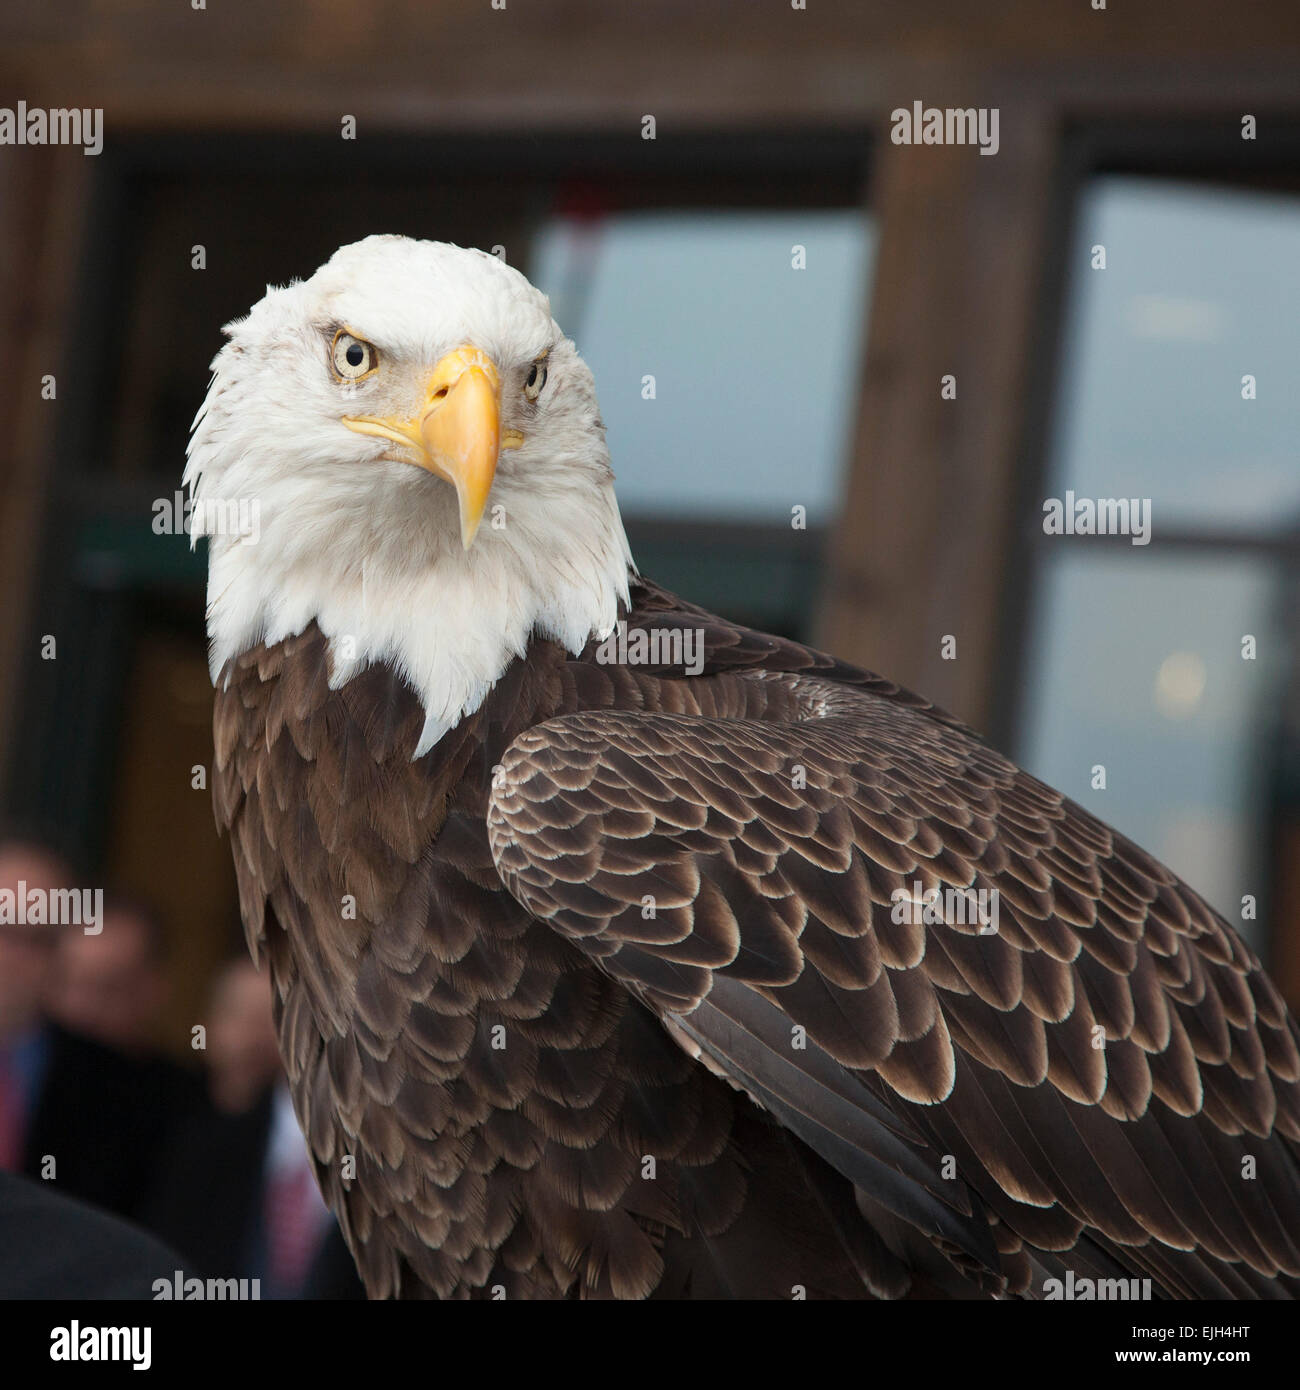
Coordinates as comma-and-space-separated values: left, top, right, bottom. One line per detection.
816, 104, 1057, 732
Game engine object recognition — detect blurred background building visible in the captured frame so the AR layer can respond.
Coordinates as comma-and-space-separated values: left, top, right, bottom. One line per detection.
0, 0, 1298, 1062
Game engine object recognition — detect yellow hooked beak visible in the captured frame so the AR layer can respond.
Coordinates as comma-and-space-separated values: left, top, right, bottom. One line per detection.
342, 346, 523, 548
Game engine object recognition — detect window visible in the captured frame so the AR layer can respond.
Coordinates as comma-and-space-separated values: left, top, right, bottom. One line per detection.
531, 211, 873, 525
1016, 176, 1300, 941
529, 208, 874, 636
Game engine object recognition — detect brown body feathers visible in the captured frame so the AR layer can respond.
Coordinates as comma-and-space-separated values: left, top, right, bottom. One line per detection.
212, 579, 1300, 1299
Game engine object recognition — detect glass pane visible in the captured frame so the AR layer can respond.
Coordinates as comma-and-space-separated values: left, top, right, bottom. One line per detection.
1017, 549, 1284, 940
1049, 176, 1300, 531
529, 210, 874, 524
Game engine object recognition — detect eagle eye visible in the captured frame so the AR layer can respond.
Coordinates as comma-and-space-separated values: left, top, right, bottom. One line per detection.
523, 360, 547, 402
331, 329, 378, 381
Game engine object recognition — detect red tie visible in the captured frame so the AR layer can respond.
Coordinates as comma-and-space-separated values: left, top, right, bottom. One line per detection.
265, 1163, 319, 1292
0, 1050, 25, 1172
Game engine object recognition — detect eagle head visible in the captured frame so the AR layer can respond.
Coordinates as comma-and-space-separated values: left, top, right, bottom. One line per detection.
185, 235, 634, 754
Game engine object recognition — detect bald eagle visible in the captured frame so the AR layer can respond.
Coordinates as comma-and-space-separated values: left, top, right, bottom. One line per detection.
186, 235, 1300, 1299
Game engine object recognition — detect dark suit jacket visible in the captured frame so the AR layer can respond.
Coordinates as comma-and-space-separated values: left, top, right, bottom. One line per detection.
21, 1022, 201, 1223
143, 1087, 364, 1299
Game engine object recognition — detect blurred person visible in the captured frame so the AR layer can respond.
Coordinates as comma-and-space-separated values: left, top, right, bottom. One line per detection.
206, 951, 283, 1112
0, 837, 199, 1221
144, 957, 362, 1299
0, 838, 68, 1173
46, 893, 170, 1053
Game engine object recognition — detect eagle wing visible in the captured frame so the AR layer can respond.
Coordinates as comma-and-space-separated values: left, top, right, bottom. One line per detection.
486, 685, 1300, 1296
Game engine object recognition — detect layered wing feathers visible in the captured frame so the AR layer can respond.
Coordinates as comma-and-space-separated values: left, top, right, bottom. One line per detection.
487, 693, 1300, 1294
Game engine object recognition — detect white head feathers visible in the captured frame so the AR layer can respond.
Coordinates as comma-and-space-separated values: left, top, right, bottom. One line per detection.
184, 236, 634, 756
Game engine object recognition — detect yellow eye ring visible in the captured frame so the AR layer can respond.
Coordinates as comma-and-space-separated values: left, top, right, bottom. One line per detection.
331, 329, 379, 382
523, 359, 547, 402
